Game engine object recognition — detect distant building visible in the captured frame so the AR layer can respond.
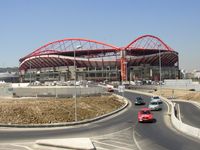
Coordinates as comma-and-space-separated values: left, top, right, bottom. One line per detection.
185, 70, 200, 79
193, 70, 200, 79
0, 72, 19, 83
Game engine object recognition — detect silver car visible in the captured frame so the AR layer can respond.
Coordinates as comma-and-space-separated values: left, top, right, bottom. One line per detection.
151, 96, 163, 104
148, 100, 162, 111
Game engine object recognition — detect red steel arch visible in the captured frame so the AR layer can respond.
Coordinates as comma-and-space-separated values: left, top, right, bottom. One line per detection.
125, 35, 173, 51
20, 38, 120, 62
19, 35, 178, 81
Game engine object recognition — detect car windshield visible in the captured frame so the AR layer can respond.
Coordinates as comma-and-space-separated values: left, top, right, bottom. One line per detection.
136, 97, 142, 100
141, 110, 151, 114
153, 96, 159, 99
150, 102, 158, 105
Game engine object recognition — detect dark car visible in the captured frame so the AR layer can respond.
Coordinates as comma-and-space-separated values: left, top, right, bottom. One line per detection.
134, 97, 145, 105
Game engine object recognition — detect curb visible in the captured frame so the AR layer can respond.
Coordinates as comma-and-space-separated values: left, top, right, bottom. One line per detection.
0, 94, 129, 128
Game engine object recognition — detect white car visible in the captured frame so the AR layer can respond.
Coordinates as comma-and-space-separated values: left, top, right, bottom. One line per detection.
151, 96, 162, 104
148, 100, 162, 111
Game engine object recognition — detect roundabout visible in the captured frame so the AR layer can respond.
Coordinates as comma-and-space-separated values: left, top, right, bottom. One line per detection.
0, 90, 199, 150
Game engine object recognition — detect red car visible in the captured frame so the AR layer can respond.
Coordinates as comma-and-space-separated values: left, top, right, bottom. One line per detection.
138, 108, 153, 123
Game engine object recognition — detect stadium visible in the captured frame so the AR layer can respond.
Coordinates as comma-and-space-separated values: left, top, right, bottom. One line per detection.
19, 35, 179, 83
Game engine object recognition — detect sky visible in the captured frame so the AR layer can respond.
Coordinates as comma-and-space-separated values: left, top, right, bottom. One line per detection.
0, 0, 200, 71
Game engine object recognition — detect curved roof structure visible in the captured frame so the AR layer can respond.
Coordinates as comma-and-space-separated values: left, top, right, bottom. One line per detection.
126, 35, 173, 50
19, 35, 178, 70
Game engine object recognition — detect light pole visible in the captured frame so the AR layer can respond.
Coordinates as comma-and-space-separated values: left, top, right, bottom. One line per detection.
158, 44, 162, 95
74, 45, 82, 122
108, 66, 110, 82
106, 66, 110, 83
159, 48, 162, 84
106, 67, 107, 82
29, 61, 32, 84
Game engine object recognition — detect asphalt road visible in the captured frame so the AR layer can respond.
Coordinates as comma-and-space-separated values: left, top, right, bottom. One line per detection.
175, 101, 200, 128
0, 91, 199, 150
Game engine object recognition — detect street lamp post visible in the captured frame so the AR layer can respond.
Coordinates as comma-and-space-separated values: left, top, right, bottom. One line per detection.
74, 45, 82, 122
106, 66, 110, 83
74, 47, 77, 122
158, 44, 162, 95
125, 62, 128, 82
29, 61, 32, 84
106, 67, 107, 82
159, 49, 162, 84
108, 66, 110, 82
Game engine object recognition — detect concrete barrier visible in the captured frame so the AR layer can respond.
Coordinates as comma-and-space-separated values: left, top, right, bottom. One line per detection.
169, 100, 200, 139
12, 86, 105, 97
163, 79, 200, 91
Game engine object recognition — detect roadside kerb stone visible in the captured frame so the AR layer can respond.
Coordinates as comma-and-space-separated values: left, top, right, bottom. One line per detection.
0, 94, 129, 128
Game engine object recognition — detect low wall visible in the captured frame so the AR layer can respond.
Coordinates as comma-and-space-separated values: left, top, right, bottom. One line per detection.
0, 84, 13, 97
171, 102, 200, 139
13, 86, 105, 97
163, 79, 200, 91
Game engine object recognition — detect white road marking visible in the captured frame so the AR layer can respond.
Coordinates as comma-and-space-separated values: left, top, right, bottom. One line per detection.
133, 130, 142, 138
95, 146, 109, 150
132, 130, 143, 150
0, 142, 33, 145
93, 140, 134, 150
92, 127, 132, 138
108, 140, 135, 147
10, 144, 33, 150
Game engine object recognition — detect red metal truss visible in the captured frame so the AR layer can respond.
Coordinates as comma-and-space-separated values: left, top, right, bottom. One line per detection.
19, 35, 179, 71
126, 35, 174, 51
20, 38, 120, 62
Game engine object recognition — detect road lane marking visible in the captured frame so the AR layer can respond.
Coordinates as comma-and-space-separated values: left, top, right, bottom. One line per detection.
108, 140, 135, 147
133, 130, 142, 138
10, 144, 33, 150
93, 140, 134, 150
91, 127, 132, 138
132, 130, 143, 150
95, 146, 109, 150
